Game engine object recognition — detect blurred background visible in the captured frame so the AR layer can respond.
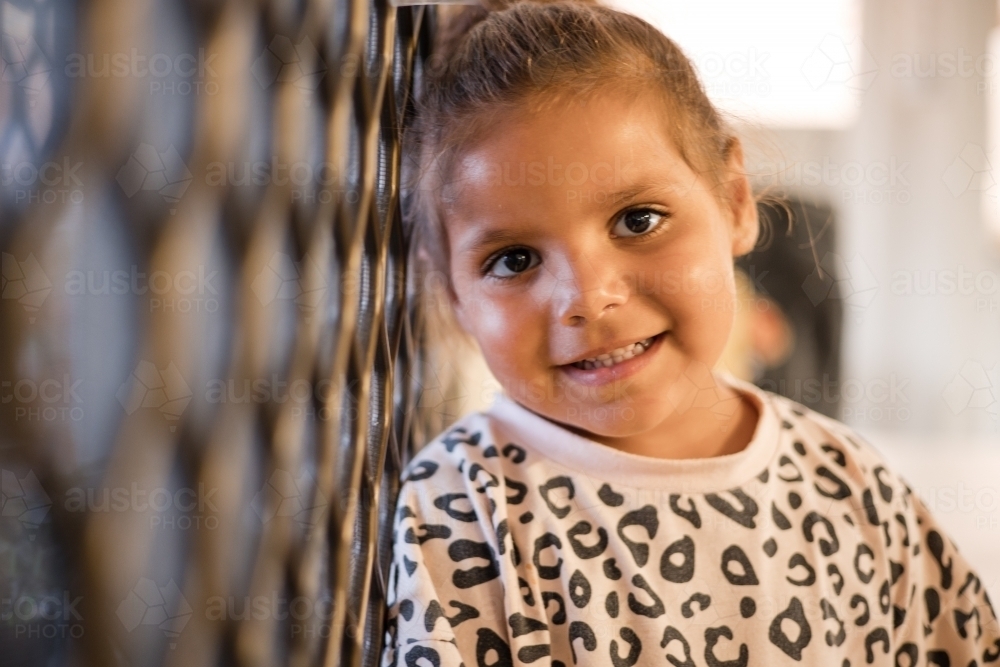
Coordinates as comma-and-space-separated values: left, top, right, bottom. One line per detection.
1, 0, 999, 665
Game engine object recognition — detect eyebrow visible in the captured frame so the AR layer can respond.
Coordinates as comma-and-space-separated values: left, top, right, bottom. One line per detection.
460, 227, 528, 255
604, 183, 664, 205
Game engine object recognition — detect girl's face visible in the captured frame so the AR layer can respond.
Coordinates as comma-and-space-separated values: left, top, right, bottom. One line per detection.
442, 91, 758, 440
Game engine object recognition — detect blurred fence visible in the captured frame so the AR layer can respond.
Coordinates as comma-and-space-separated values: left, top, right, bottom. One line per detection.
0, 0, 439, 665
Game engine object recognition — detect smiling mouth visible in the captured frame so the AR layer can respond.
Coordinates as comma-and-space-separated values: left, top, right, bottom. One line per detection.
569, 335, 657, 370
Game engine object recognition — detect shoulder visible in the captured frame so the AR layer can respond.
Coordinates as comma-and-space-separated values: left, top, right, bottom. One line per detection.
395, 405, 540, 529
765, 390, 997, 635
400, 406, 534, 487
723, 376, 912, 520
400, 411, 490, 485
755, 387, 934, 558
763, 389, 910, 496
765, 389, 880, 460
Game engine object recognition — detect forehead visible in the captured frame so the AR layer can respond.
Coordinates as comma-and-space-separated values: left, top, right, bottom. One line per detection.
441, 91, 697, 221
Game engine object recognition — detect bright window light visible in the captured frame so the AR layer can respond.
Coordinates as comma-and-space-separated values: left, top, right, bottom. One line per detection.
604, 0, 867, 129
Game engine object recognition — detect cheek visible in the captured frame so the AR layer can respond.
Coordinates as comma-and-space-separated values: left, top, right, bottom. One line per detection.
659, 250, 737, 359
458, 288, 545, 375
687, 263, 736, 314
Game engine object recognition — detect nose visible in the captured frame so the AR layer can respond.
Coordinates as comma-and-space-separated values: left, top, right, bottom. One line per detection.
552, 253, 629, 326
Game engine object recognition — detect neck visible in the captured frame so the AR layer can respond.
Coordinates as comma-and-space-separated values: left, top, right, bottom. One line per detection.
567, 376, 760, 460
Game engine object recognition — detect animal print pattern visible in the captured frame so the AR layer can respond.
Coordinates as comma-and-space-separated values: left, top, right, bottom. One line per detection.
381, 375, 999, 667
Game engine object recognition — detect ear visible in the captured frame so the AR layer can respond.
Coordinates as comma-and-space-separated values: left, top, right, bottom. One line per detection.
722, 137, 759, 257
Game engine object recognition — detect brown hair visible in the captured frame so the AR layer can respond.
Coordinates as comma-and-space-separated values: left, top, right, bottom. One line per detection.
401, 0, 746, 426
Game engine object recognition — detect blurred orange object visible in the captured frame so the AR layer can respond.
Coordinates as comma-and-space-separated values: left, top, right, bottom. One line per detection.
717, 268, 794, 381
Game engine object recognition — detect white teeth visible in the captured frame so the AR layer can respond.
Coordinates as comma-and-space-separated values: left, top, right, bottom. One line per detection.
571, 335, 656, 370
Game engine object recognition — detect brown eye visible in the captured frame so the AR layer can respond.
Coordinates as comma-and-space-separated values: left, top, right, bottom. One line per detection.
613, 208, 667, 237
487, 247, 539, 278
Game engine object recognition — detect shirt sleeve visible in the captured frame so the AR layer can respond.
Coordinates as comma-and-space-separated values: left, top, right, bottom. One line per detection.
380, 458, 511, 667
887, 474, 1000, 665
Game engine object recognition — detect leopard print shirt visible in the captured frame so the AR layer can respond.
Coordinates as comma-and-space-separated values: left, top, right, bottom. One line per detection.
381, 374, 999, 667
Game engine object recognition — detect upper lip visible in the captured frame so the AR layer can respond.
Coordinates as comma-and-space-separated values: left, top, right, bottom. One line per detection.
558, 332, 662, 366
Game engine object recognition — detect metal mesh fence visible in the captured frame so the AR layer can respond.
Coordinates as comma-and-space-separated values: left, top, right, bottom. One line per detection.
0, 0, 441, 665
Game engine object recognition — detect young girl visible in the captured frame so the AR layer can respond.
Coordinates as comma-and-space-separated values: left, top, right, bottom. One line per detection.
382, 2, 999, 665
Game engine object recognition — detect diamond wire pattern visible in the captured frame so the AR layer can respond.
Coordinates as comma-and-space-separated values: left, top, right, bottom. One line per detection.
0, 1, 437, 665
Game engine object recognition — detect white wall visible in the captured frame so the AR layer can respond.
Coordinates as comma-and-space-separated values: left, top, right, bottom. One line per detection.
742, 0, 1000, 603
